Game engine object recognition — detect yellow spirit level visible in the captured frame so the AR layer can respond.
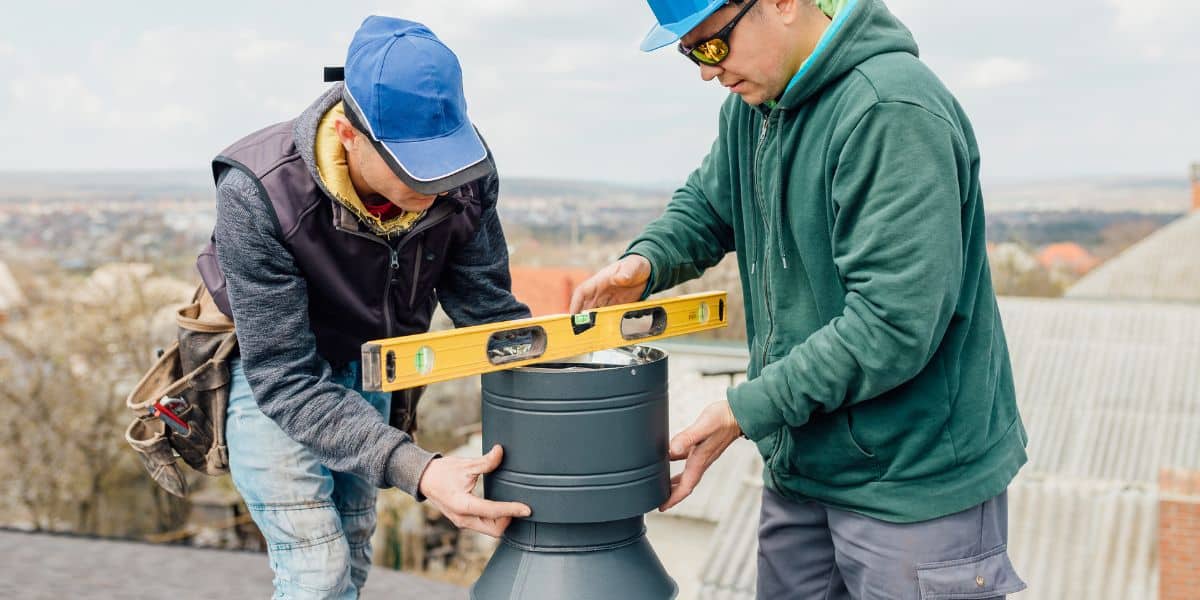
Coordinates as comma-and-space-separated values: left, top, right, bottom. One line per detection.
361, 291, 727, 392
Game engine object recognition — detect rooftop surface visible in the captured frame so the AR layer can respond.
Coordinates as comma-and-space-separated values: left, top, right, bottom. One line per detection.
0, 530, 469, 600
1066, 211, 1200, 303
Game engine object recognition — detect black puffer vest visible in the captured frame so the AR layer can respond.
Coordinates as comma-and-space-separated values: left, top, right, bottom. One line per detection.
197, 120, 485, 365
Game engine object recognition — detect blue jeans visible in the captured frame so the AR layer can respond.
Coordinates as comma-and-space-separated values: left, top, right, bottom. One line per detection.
226, 358, 391, 599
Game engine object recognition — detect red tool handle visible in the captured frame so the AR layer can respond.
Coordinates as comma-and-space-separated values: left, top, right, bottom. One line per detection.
152, 401, 190, 434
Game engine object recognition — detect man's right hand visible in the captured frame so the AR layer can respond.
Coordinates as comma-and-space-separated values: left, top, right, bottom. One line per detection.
569, 254, 652, 313
418, 444, 531, 537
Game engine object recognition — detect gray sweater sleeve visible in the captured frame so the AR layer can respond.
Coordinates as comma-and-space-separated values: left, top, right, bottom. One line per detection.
437, 173, 532, 326
213, 169, 436, 497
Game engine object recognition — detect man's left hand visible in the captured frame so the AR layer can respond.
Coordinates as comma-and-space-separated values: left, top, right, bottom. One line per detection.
660, 399, 743, 511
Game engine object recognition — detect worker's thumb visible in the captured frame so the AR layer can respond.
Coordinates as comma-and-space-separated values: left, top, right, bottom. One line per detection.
668, 430, 695, 461
477, 444, 505, 474
612, 256, 649, 286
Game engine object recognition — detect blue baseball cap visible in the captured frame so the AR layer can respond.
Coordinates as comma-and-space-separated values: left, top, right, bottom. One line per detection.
640, 0, 729, 51
341, 16, 491, 195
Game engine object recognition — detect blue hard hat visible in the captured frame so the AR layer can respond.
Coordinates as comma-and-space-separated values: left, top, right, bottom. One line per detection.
342, 16, 491, 195
640, 0, 729, 51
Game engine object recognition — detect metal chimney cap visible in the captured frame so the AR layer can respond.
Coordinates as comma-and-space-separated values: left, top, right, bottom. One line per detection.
518, 346, 665, 372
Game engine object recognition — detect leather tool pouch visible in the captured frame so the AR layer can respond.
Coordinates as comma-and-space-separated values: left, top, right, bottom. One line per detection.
124, 285, 237, 497
390, 386, 425, 435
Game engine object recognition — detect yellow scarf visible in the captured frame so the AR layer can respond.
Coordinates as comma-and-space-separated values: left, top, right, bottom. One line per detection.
314, 102, 425, 236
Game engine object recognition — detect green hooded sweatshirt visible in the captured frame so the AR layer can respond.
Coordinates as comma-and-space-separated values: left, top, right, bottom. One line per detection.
627, 0, 1027, 523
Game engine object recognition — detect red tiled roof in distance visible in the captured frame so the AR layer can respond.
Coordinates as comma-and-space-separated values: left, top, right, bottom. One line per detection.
509, 266, 594, 317
1037, 242, 1101, 275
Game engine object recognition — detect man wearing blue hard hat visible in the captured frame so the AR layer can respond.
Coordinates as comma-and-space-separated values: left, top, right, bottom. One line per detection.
198, 16, 532, 598
573, 0, 1027, 597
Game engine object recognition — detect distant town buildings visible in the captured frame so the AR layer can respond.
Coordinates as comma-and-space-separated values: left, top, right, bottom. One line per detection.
989, 242, 1040, 274
1037, 241, 1099, 276
987, 242, 1064, 297
0, 198, 215, 274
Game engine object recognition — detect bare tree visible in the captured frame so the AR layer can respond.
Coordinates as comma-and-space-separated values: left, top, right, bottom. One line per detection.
0, 264, 192, 536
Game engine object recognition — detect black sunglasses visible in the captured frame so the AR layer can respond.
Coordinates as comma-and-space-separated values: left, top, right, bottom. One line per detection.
677, 0, 760, 66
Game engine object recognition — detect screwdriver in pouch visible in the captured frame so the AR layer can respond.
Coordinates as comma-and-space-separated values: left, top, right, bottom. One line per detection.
149, 396, 190, 435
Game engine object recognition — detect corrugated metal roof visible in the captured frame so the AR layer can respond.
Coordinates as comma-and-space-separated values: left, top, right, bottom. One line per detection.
696, 477, 762, 600
661, 344, 762, 523
1066, 211, 1200, 302
1007, 477, 1158, 600
1001, 297, 1200, 480
695, 297, 1200, 600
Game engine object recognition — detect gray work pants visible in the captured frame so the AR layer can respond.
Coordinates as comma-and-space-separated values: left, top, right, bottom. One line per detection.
757, 488, 1026, 600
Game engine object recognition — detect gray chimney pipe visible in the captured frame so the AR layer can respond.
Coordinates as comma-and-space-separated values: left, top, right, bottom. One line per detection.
471, 346, 677, 600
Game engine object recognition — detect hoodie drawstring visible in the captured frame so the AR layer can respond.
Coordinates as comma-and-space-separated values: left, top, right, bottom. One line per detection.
776, 111, 789, 270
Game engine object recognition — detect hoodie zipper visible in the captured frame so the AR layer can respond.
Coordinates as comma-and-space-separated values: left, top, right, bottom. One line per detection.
753, 115, 777, 374
754, 112, 787, 472
336, 202, 458, 337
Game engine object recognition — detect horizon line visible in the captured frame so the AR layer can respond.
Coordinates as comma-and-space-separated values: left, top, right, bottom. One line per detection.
0, 168, 1192, 189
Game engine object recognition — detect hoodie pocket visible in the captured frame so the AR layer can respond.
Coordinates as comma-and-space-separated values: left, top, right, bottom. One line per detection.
844, 408, 874, 458
782, 410, 882, 486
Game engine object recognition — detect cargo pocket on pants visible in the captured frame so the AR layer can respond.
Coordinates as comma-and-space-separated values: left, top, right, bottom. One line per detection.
916, 544, 1026, 599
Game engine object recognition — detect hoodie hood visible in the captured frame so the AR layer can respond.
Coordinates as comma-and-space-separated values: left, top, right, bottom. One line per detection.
776, 0, 919, 110
294, 83, 345, 198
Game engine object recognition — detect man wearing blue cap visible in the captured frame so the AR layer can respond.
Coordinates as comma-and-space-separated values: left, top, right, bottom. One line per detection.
573, 0, 1027, 598
198, 16, 531, 598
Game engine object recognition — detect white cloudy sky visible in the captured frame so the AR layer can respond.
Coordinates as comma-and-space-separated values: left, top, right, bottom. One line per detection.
0, 0, 1197, 185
